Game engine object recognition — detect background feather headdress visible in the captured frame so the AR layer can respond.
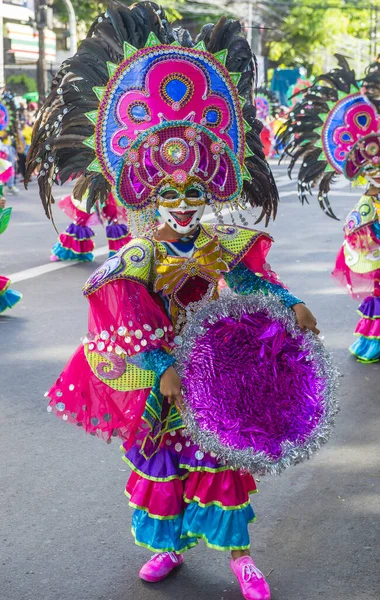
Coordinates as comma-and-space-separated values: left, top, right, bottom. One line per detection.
278, 54, 380, 219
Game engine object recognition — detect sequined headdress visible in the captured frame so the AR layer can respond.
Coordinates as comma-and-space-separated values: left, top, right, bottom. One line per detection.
254, 87, 280, 122
25, 1, 278, 230
0, 91, 17, 137
278, 55, 380, 218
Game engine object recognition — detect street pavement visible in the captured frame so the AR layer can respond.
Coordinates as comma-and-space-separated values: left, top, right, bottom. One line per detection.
0, 166, 379, 600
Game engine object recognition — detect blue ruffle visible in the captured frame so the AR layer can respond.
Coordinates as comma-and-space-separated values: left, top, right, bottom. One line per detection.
181, 502, 255, 550
131, 502, 255, 552
51, 243, 93, 262
350, 337, 380, 363
131, 510, 198, 553
0, 288, 22, 313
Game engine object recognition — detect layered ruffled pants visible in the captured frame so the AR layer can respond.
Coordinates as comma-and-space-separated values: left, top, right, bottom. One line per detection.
123, 430, 257, 553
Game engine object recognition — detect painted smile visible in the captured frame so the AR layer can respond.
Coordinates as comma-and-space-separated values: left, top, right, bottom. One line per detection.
170, 210, 197, 227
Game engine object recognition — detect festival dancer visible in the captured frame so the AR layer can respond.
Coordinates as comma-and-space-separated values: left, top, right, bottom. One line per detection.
50, 190, 131, 262
26, 4, 323, 599
0, 144, 22, 314
279, 55, 380, 363
254, 88, 280, 158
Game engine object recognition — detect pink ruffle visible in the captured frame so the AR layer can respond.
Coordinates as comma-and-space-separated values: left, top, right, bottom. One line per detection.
47, 345, 150, 447
243, 236, 286, 287
184, 470, 256, 508
0, 275, 10, 294
108, 236, 132, 252
58, 195, 100, 227
126, 471, 185, 517
125, 466, 256, 518
355, 316, 380, 339
59, 234, 95, 253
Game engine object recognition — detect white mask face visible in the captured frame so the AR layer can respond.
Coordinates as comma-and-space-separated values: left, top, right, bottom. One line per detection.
157, 183, 206, 235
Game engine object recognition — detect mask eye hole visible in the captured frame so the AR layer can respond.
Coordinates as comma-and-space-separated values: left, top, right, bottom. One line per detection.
185, 187, 201, 199
161, 189, 179, 200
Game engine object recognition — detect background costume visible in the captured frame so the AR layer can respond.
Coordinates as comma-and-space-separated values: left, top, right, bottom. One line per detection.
279, 55, 380, 363
0, 150, 22, 314
50, 191, 131, 262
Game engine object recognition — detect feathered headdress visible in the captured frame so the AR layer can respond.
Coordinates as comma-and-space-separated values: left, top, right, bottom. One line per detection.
254, 87, 280, 121
278, 54, 380, 219
25, 0, 278, 228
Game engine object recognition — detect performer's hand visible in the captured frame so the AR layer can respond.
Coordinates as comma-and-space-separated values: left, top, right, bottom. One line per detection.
160, 366, 184, 411
292, 303, 320, 334
0, 198, 5, 209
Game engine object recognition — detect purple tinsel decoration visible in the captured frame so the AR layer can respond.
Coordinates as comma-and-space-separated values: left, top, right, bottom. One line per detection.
175, 293, 339, 476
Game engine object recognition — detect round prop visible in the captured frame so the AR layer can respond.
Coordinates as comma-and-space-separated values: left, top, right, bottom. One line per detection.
175, 293, 339, 475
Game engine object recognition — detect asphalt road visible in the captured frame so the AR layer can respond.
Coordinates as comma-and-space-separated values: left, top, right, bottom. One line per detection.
0, 166, 379, 600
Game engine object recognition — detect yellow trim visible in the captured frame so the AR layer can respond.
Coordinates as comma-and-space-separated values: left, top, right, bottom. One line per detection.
349, 347, 379, 363
125, 491, 183, 520
353, 332, 380, 340
131, 527, 198, 553
357, 310, 380, 320
180, 523, 256, 552
122, 455, 189, 482
183, 489, 257, 511
178, 463, 231, 474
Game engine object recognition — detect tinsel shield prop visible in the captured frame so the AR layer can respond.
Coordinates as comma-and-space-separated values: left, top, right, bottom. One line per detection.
174, 293, 339, 475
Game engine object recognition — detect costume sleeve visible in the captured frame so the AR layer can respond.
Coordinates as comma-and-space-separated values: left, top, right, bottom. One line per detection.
224, 240, 303, 308
46, 278, 177, 448
87, 278, 175, 356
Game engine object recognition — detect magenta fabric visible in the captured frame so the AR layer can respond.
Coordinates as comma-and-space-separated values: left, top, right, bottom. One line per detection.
47, 346, 150, 446
355, 317, 380, 338
242, 237, 286, 287
87, 279, 174, 355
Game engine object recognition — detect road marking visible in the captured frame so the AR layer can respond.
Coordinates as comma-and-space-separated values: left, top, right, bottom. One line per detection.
9, 246, 109, 283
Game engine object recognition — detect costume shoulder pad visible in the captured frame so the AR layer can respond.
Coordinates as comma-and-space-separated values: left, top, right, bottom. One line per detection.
199, 224, 273, 268
343, 195, 377, 236
83, 237, 155, 296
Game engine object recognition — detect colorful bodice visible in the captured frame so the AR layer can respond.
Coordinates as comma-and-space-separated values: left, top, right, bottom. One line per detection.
83, 224, 272, 329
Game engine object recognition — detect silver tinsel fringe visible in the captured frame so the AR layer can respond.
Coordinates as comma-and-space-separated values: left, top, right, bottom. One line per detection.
174, 292, 340, 476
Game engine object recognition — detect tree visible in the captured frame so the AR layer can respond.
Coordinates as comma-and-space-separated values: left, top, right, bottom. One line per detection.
260, 0, 380, 75
54, 0, 183, 30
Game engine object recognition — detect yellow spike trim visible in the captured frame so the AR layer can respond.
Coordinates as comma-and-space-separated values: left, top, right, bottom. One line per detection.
87, 158, 102, 173
107, 61, 118, 77
144, 31, 161, 47
194, 41, 207, 52
83, 135, 96, 150
229, 72, 242, 86
213, 48, 228, 66
124, 41, 138, 59
93, 86, 106, 101
84, 111, 98, 125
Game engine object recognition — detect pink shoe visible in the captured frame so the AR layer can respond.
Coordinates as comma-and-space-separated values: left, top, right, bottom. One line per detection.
230, 556, 271, 600
50, 255, 60, 262
139, 552, 184, 582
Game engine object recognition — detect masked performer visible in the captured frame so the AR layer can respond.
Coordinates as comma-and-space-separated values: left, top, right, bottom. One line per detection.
279, 55, 380, 363
51, 190, 131, 262
26, 3, 321, 599
0, 145, 22, 313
